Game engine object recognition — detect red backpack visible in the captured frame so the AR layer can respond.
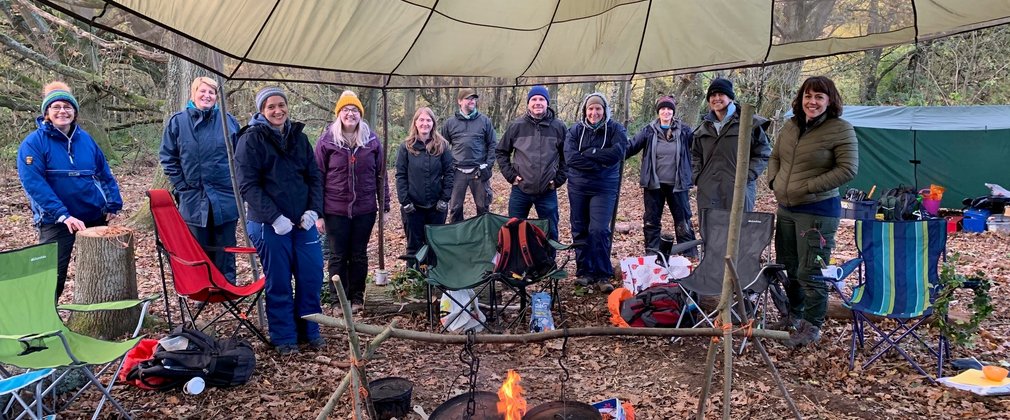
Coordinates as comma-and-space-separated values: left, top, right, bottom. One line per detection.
619, 284, 687, 327
493, 218, 556, 286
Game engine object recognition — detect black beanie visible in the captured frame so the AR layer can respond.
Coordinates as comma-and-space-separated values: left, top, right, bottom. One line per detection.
706, 78, 735, 100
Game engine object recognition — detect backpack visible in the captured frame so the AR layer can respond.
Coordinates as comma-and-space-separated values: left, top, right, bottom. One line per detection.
878, 185, 920, 221
125, 328, 256, 390
493, 218, 556, 286
619, 284, 688, 328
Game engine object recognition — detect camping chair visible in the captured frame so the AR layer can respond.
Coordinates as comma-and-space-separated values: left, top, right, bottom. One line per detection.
667, 209, 787, 350
825, 219, 948, 380
0, 243, 155, 420
0, 368, 53, 420
415, 213, 568, 333
147, 189, 268, 345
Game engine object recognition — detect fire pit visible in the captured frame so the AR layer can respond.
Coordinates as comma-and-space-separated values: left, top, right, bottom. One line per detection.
429, 391, 503, 420
523, 401, 602, 420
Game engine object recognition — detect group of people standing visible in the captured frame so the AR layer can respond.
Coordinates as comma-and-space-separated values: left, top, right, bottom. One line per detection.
17, 74, 855, 352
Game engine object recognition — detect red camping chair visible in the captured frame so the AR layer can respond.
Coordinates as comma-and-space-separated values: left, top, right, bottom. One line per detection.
147, 189, 268, 344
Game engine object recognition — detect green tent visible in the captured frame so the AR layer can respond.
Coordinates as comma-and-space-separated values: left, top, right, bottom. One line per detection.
842, 105, 1010, 209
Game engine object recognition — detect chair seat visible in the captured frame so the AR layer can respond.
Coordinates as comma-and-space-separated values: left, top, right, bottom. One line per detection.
0, 368, 53, 395
0, 332, 142, 370
187, 276, 266, 303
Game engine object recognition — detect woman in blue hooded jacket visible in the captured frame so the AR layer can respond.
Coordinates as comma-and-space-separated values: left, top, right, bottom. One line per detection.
234, 87, 325, 355
564, 92, 628, 292
160, 77, 241, 283
17, 81, 123, 298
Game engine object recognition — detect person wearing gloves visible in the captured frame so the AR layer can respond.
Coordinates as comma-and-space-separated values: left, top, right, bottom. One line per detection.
692, 78, 771, 217
626, 95, 698, 258
159, 76, 241, 283
314, 90, 391, 313
17, 81, 123, 298
564, 92, 628, 292
235, 87, 325, 355
441, 88, 497, 223
395, 107, 453, 256
496, 85, 567, 245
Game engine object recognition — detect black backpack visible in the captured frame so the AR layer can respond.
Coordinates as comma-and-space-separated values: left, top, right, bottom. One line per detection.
878, 185, 920, 221
493, 218, 556, 286
126, 328, 256, 390
620, 284, 690, 328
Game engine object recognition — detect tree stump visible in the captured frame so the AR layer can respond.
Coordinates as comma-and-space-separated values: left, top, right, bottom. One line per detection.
68, 226, 139, 339
362, 281, 428, 315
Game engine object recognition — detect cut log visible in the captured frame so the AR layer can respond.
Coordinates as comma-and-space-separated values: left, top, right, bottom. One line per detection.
68, 226, 139, 339
362, 280, 428, 315
697, 295, 969, 324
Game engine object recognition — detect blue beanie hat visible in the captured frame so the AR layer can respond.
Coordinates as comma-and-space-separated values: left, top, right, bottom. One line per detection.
41, 81, 79, 116
255, 87, 287, 112
527, 85, 550, 105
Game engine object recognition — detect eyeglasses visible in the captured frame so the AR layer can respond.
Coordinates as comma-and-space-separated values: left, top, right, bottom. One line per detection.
340, 107, 360, 115
49, 105, 75, 112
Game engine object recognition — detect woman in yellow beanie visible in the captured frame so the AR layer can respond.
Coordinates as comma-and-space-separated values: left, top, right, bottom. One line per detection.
313, 90, 390, 313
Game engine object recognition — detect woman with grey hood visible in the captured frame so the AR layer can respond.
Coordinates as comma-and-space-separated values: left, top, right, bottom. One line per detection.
626, 95, 698, 258
564, 92, 628, 292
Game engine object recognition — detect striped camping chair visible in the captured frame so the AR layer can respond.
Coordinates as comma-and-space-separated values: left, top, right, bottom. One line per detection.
837, 219, 947, 380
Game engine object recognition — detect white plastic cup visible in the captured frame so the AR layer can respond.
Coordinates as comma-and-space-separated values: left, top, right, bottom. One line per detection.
374, 269, 389, 286
158, 335, 189, 352
183, 377, 205, 395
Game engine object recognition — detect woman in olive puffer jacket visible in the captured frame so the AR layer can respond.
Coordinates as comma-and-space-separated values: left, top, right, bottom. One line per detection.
767, 76, 857, 348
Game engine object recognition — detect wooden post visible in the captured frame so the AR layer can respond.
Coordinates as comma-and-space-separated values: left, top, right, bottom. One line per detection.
68, 226, 139, 339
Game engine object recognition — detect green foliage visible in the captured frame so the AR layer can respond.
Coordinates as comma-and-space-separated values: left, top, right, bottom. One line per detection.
385, 267, 426, 302
933, 253, 993, 348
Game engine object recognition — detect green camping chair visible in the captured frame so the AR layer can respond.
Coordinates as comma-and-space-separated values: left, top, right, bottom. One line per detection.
0, 243, 156, 420
417, 213, 568, 333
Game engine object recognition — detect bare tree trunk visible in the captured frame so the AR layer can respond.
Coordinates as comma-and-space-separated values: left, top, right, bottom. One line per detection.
68, 226, 139, 339
859, 0, 884, 103
402, 89, 416, 127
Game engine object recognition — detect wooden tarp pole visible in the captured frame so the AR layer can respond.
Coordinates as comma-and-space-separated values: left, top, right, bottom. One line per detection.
695, 103, 753, 420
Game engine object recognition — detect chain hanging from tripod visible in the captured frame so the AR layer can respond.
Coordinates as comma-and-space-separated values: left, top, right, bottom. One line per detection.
557, 328, 570, 402
458, 329, 480, 419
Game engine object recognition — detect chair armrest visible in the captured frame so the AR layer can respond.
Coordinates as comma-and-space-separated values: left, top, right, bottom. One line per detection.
548, 239, 571, 251
668, 239, 704, 255
58, 294, 161, 312
0, 331, 61, 343
224, 246, 257, 254
0, 331, 62, 355
415, 245, 430, 265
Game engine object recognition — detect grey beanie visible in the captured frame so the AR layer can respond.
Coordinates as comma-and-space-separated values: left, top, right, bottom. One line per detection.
255, 87, 287, 112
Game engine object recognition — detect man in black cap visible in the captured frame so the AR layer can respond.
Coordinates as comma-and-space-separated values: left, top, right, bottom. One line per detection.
441, 88, 497, 223
691, 77, 771, 217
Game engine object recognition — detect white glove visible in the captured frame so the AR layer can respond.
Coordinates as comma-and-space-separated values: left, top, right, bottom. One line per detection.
272, 215, 294, 235
300, 210, 318, 231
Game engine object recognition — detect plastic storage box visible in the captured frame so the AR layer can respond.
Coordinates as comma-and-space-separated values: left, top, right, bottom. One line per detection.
841, 200, 878, 220
964, 208, 990, 233
989, 215, 1010, 234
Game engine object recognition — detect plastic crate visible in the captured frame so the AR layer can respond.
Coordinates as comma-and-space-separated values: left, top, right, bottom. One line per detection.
964, 208, 990, 233
841, 200, 877, 220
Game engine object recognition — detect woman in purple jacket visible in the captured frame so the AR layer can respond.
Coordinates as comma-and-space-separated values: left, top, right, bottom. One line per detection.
314, 91, 390, 312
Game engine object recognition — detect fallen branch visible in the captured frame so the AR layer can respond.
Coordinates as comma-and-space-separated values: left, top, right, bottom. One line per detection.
303, 313, 791, 343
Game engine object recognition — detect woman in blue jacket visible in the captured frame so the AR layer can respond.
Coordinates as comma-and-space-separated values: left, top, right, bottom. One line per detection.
235, 87, 325, 355
395, 107, 454, 256
160, 77, 241, 283
17, 81, 123, 298
564, 92, 628, 292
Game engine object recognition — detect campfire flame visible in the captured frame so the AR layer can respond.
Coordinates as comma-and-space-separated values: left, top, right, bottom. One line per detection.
497, 370, 527, 420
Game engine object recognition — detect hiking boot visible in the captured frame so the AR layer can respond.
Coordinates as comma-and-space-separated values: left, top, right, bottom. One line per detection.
276, 344, 300, 355
597, 280, 615, 293
574, 276, 595, 287
307, 337, 326, 350
351, 300, 365, 314
783, 319, 821, 348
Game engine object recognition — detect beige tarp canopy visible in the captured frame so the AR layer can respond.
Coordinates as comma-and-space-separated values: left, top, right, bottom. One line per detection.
40, 0, 1010, 87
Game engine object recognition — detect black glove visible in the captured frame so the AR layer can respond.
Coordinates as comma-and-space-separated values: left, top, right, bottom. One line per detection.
477, 164, 491, 181
436, 200, 448, 212
402, 203, 416, 214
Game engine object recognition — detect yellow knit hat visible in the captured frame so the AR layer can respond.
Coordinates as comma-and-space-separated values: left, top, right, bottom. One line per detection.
334, 90, 364, 117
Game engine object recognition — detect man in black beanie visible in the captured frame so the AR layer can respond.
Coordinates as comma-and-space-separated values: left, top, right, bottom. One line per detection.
691, 77, 771, 218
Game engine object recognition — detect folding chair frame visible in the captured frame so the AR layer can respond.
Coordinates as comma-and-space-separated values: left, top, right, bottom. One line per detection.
0, 368, 53, 420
